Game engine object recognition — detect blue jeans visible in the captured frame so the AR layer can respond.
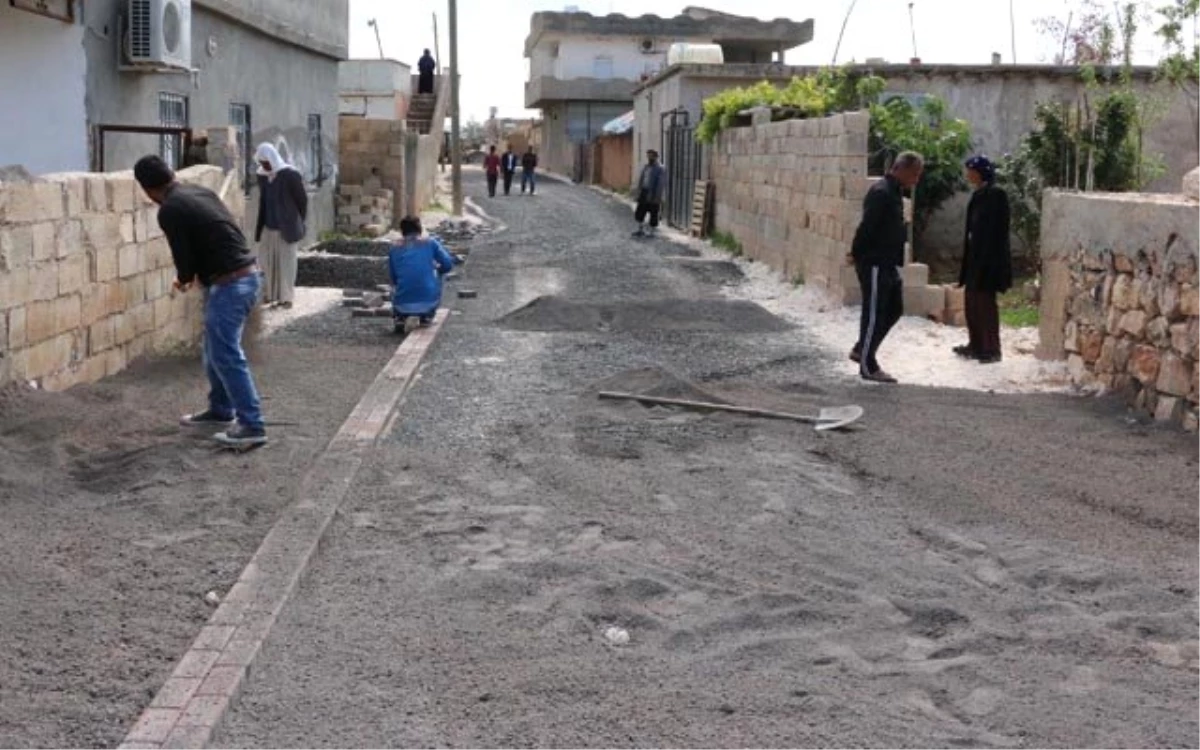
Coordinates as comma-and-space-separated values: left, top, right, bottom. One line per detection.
521, 169, 536, 192
203, 273, 264, 430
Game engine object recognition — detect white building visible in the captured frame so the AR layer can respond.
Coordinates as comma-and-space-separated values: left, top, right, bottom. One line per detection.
338, 59, 413, 121
524, 6, 813, 174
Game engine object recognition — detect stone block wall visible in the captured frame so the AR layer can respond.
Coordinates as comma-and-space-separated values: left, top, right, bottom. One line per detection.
336, 182, 394, 237
710, 111, 870, 302
1037, 189, 1199, 428
339, 116, 407, 224
0, 165, 242, 392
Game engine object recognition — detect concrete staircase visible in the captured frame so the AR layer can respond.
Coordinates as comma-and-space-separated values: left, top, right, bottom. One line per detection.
407, 94, 436, 134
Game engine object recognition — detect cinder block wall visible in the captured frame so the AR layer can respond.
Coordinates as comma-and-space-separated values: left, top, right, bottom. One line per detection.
339, 116, 407, 224
336, 184, 394, 236
1037, 190, 1199, 427
710, 111, 870, 302
0, 165, 243, 392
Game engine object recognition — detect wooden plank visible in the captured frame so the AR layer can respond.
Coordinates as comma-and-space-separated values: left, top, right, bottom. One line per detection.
689, 180, 713, 239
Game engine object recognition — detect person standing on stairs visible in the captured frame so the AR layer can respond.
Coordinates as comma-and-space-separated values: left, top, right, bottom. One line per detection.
501, 145, 519, 196
254, 142, 307, 310
418, 49, 436, 94
848, 151, 924, 384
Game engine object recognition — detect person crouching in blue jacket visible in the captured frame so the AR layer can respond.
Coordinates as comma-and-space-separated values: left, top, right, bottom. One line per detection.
388, 216, 459, 334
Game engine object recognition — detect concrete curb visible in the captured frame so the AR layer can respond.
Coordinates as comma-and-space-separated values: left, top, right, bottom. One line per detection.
119, 309, 450, 750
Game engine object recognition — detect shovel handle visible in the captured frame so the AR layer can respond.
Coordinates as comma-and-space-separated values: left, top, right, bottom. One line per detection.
597, 391, 821, 424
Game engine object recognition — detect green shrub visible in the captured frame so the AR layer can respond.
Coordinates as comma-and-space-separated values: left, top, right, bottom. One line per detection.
695, 68, 885, 144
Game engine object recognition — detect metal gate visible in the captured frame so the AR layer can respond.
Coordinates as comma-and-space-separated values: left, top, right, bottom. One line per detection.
662, 109, 704, 230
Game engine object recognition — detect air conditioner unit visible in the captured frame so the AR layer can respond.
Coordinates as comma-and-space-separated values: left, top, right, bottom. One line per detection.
639, 38, 656, 53
126, 0, 192, 70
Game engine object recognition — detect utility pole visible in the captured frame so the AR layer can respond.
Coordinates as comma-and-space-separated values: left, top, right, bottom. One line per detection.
367, 18, 384, 59
449, 0, 463, 215
1009, 0, 1017, 64
907, 2, 919, 61
433, 13, 441, 73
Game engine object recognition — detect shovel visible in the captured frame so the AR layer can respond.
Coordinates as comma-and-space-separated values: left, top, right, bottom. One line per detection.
597, 391, 864, 432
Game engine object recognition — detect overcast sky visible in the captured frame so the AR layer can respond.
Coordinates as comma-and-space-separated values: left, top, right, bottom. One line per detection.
347, 0, 1174, 123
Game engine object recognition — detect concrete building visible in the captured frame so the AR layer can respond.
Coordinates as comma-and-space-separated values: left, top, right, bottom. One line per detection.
524, 6, 813, 174
634, 62, 1200, 262
0, 0, 348, 239
339, 59, 412, 121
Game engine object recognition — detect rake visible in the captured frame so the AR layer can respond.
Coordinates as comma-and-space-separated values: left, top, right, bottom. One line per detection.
597, 391, 864, 432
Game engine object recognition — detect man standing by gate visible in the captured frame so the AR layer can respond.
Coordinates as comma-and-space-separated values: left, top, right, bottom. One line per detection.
632, 149, 665, 238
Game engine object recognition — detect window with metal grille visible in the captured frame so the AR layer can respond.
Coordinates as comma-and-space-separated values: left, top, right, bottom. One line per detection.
158, 92, 189, 168
229, 103, 253, 193
307, 114, 323, 185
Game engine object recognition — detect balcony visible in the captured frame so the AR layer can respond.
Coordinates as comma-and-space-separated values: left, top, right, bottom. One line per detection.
525, 76, 638, 108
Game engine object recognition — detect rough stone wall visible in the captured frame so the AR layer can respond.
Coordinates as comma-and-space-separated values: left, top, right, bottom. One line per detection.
710, 111, 869, 302
0, 165, 243, 392
1037, 190, 1199, 428
338, 117, 406, 224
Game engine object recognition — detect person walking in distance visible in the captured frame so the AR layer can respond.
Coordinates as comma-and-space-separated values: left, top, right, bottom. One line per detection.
955, 155, 1013, 364
632, 149, 666, 238
484, 145, 501, 198
417, 48, 437, 94
521, 147, 538, 194
133, 155, 267, 448
848, 151, 924, 383
254, 142, 307, 309
501, 144, 519, 196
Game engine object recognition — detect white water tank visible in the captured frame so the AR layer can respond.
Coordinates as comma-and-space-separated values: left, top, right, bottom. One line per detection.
667, 43, 724, 66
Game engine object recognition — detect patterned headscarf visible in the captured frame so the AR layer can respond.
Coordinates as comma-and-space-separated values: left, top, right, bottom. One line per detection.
964, 154, 996, 184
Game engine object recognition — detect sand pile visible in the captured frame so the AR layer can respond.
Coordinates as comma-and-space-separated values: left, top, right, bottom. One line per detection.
497, 296, 792, 334
588, 366, 730, 405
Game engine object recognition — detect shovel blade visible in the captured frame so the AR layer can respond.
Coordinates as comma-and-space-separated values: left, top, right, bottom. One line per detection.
814, 404, 864, 431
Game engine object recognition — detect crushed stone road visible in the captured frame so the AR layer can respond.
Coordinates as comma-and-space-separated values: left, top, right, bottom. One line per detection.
0, 306, 396, 748
216, 172, 1198, 748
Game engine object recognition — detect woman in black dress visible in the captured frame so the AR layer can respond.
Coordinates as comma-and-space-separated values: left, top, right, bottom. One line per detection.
955, 155, 1013, 364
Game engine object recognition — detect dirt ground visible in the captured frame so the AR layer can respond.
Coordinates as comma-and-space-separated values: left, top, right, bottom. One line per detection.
0, 305, 397, 748
215, 172, 1198, 748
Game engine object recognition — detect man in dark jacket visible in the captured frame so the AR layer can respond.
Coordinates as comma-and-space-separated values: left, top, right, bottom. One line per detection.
956, 155, 1012, 364
521, 148, 538, 194
134, 155, 267, 448
632, 149, 666, 238
501, 145, 519, 196
418, 49, 436, 94
848, 151, 924, 383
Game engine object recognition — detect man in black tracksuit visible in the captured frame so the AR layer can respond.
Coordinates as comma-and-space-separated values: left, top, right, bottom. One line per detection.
849, 151, 924, 383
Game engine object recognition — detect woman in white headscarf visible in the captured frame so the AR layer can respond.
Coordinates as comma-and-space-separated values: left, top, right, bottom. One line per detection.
254, 142, 308, 308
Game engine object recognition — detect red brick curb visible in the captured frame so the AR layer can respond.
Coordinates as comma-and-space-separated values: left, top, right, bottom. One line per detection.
119, 309, 450, 749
